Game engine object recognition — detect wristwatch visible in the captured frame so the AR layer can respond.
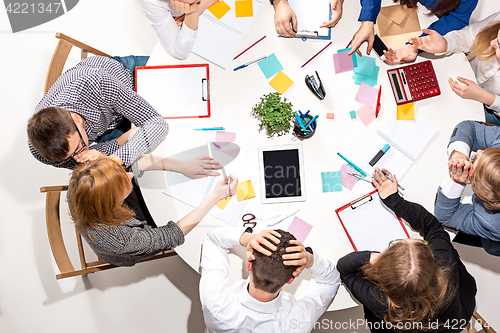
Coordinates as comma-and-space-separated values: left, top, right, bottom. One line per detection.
305, 247, 313, 254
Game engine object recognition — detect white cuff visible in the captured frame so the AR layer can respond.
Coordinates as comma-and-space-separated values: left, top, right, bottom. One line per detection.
488, 95, 500, 115
179, 22, 198, 40
447, 141, 471, 158
440, 175, 466, 199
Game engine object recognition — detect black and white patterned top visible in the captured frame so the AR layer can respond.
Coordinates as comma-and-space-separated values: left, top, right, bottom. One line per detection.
29, 56, 168, 169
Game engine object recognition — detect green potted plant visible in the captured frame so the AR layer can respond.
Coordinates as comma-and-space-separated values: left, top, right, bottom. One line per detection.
251, 92, 295, 138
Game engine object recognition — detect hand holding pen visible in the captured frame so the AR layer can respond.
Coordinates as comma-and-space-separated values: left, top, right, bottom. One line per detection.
371, 167, 400, 199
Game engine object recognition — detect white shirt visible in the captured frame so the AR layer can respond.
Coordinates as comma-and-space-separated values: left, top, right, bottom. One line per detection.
199, 227, 340, 333
140, 0, 197, 60
444, 12, 500, 114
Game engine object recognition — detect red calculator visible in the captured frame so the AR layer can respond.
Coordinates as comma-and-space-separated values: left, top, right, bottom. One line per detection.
387, 60, 440, 105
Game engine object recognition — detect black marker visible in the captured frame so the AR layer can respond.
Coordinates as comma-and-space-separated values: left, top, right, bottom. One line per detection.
369, 144, 390, 166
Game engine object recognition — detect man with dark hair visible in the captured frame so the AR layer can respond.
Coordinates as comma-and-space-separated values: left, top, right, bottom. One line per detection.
200, 227, 340, 332
27, 55, 167, 170
27, 55, 221, 179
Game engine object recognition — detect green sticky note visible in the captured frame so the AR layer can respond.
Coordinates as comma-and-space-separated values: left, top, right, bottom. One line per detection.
322, 171, 343, 192
350, 110, 357, 119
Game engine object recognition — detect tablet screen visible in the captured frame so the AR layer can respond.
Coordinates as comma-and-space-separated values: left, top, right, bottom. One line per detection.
263, 149, 302, 198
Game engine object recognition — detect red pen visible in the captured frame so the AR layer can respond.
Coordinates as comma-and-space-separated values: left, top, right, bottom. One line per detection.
375, 85, 382, 118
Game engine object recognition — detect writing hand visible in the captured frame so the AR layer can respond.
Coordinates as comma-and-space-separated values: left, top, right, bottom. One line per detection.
372, 167, 398, 199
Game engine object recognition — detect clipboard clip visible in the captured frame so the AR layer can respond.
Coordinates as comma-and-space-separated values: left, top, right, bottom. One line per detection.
296, 30, 318, 41
202, 78, 209, 101
350, 194, 373, 210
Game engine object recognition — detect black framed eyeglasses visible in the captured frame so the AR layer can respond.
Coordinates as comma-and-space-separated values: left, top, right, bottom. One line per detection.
70, 123, 87, 159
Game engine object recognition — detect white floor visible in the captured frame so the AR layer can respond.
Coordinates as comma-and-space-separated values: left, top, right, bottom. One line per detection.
1, 1, 499, 332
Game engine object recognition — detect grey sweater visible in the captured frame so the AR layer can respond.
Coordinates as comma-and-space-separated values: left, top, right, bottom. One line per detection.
80, 218, 184, 267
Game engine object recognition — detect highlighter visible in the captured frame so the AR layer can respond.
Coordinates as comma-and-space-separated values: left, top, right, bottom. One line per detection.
369, 144, 390, 166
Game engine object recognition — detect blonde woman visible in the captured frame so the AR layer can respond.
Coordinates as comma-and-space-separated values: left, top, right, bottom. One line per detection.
140, 0, 218, 60
338, 168, 476, 332
68, 158, 237, 266
410, 12, 500, 124
435, 120, 500, 256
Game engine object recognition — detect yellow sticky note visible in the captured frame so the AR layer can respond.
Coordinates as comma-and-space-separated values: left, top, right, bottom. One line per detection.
397, 102, 415, 120
235, 0, 253, 17
269, 71, 294, 95
216, 196, 232, 210
236, 180, 256, 202
208, 1, 231, 20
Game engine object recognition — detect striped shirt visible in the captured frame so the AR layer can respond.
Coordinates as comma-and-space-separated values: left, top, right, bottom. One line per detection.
29, 56, 168, 169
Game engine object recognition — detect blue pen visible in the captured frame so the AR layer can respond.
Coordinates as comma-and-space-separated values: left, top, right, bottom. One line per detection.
298, 110, 304, 120
194, 127, 225, 131
337, 152, 367, 177
305, 115, 318, 130
294, 113, 311, 134
233, 56, 267, 71
382, 171, 405, 191
304, 110, 310, 117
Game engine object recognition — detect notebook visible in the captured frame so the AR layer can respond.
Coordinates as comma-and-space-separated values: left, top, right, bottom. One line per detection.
287, 0, 331, 40
354, 110, 437, 178
336, 190, 410, 252
192, 0, 262, 69
135, 64, 210, 119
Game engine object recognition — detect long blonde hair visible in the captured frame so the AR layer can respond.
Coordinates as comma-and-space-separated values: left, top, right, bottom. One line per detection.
68, 158, 135, 236
361, 240, 454, 327
468, 21, 500, 61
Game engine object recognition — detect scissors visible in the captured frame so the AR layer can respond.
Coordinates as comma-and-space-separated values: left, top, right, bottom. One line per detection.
242, 213, 280, 228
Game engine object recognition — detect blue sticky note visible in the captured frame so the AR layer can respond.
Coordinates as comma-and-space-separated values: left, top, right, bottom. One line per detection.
337, 48, 357, 68
353, 66, 379, 87
321, 171, 343, 192
353, 55, 376, 77
349, 110, 357, 119
258, 53, 284, 79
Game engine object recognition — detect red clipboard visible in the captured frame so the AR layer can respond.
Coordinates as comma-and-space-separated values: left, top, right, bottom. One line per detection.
335, 190, 410, 252
135, 64, 210, 119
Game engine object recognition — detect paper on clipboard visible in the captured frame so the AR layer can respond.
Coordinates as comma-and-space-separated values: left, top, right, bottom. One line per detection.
287, 0, 331, 40
135, 64, 210, 119
335, 190, 410, 252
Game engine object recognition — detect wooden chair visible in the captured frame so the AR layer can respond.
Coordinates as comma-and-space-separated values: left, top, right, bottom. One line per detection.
40, 185, 177, 280
467, 311, 497, 333
44, 33, 111, 94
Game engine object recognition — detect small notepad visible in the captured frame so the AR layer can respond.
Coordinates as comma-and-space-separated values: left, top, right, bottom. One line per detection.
208, 1, 231, 20
269, 71, 293, 94
397, 103, 415, 120
235, 0, 253, 17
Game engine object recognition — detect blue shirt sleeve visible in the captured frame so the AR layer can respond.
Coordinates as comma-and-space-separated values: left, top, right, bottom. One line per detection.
422, 0, 478, 36
358, 0, 382, 22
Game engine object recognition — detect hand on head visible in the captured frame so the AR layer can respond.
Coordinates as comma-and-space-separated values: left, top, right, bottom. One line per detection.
212, 174, 238, 201
246, 230, 311, 278
372, 167, 398, 199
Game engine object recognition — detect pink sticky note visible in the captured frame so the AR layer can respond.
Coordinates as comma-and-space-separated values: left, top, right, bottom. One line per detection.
340, 164, 359, 190
216, 131, 236, 142
287, 217, 313, 243
356, 106, 376, 126
354, 83, 378, 108
326, 113, 335, 119
333, 52, 354, 74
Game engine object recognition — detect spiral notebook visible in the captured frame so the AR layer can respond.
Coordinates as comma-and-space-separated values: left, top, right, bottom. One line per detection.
354, 110, 437, 178
192, 0, 262, 69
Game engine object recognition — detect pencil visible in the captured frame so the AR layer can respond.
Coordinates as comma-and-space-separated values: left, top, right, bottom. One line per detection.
301, 42, 332, 68
233, 36, 266, 60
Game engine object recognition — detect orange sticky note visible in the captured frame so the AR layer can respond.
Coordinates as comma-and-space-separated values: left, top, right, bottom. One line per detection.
208, 1, 231, 20
216, 196, 232, 210
236, 180, 255, 202
269, 71, 294, 95
235, 0, 253, 17
397, 102, 415, 120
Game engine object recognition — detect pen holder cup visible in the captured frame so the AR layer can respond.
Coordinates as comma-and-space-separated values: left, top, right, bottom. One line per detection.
293, 115, 317, 140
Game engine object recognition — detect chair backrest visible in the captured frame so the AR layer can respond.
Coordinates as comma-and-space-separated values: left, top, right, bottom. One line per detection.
467, 311, 497, 333
40, 185, 177, 280
44, 33, 112, 94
